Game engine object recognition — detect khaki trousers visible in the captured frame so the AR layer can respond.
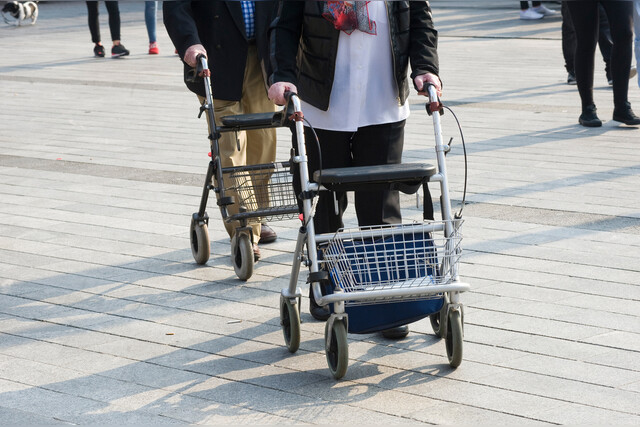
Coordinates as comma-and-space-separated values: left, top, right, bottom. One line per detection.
199, 44, 276, 244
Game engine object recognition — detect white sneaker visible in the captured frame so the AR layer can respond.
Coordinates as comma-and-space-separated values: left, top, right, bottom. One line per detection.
520, 9, 544, 20
532, 5, 558, 16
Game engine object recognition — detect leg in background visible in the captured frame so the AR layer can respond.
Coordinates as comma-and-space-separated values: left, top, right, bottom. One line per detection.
104, 1, 121, 43
565, 1, 598, 109
145, 1, 157, 43
561, 1, 576, 77
86, 1, 100, 43
634, 0, 640, 87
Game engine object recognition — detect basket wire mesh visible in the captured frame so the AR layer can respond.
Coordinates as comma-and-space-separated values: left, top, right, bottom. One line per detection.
227, 162, 298, 222
321, 220, 462, 304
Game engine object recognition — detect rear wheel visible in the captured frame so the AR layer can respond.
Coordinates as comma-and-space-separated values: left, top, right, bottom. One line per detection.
190, 217, 210, 265
232, 234, 254, 281
280, 295, 300, 353
429, 312, 442, 338
445, 309, 463, 368
430, 296, 449, 339
325, 318, 349, 379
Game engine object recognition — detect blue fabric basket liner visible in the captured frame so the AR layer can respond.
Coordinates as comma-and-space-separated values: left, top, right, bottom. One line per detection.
322, 231, 444, 334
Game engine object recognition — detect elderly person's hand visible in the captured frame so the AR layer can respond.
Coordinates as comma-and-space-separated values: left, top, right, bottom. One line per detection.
414, 72, 442, 98
268, 81, 299, 106
184, 44, 207, 68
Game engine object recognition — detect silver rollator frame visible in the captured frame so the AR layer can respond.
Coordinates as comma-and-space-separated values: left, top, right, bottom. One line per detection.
279, 88, 469, 378
282, 86, 470, 314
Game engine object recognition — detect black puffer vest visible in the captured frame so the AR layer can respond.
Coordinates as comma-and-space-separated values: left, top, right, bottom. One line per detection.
269, 1, 439, 111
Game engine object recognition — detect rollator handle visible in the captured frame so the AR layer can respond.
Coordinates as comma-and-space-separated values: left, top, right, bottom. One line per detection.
426, 84, 443, 116
186, 54, 210, 83
283, 91, 302, 124
197, 55, 211, 78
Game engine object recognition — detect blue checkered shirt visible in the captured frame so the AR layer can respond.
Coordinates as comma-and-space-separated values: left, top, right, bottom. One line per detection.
241, 1, 255, 40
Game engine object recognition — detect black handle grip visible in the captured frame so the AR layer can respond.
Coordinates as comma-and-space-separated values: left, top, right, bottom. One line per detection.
186, 54, 207, 84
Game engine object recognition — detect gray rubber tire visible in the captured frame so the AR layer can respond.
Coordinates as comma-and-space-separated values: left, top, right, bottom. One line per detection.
445, 309, 463, 368
429, 312, 442, 338
430, 297, 448, 339
232, 234, 254, 281
280, 295, 301, 353
325, 319, 349, 379
190, 218, 210, 265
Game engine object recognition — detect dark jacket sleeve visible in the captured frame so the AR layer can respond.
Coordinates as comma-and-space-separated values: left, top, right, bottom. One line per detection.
268, 0, 306, 85
162, 0, 201, 60
408, 1, 440, 81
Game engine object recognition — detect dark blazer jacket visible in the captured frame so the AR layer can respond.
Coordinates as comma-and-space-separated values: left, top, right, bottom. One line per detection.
163, 0, 277, 100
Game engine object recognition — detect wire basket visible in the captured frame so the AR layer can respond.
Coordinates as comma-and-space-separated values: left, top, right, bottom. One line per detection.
227, 162, 298, 222
321, 221, 462, 303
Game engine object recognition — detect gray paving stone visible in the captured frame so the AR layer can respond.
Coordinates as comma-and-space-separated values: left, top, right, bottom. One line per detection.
497, 353, 640, 389
1, 1, 640, 423
0, 405, 71, 425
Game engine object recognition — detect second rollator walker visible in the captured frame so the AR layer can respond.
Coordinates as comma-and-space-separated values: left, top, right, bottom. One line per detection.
189, 56, 299, 280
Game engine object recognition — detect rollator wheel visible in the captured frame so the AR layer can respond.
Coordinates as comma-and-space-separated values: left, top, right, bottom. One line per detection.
430, 295, 449, 339
232, 233, 254, 281
445, 309, 463, 368
190, 217, 210, 265
429, 313, 442, 338
325, 318, 348, 379
280, 295, 300, 353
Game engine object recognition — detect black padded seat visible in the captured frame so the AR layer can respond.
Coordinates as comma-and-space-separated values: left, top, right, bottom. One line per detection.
313, 163, 437, 193
220, 111, 285, 130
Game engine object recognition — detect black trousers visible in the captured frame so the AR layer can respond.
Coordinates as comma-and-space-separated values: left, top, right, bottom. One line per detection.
566, 1, 633, 109
561, 2, 612, 76
86, 1, 120, 43
293, 121, 406, 235
520, 2, 541, 9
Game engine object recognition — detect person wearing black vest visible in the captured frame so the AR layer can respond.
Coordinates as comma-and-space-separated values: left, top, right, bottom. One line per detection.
268, 1, 442, 339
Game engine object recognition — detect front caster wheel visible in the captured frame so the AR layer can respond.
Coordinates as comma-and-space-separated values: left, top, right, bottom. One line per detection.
445, 309, 463, 368
325, 318, 348, 379
231, 234, 254, 281
280, 295, 300, 353
190, 217, 210, 265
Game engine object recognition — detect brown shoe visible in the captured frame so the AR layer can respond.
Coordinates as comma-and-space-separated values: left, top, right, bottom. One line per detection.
259, 223, 277, 243
252, 243, 261, 262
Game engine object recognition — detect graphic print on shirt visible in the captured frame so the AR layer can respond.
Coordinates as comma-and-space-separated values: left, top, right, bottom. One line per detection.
322, 1, 377, 35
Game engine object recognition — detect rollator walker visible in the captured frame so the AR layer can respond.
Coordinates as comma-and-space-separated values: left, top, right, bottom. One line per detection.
279, 86, 471, 379
189, 56, 298, 280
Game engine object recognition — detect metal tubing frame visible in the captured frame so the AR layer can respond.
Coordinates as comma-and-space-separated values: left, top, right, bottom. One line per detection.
312, 86, 465, 309
200, 57, 231, 222
313, 222, 447, 245
284, 226, 306, 301
318, 282, 470, 304
199, 57, 292, 225
283, 95, 333, 313
283, 88, 467, 315
427, 86, 463, 306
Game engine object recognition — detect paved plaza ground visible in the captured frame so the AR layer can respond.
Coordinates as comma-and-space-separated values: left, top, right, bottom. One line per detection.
0, 1, 639, 424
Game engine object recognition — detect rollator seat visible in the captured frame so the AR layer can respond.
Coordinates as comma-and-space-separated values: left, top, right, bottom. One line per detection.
220, 110, 289, 129
314, 163, 437, 193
